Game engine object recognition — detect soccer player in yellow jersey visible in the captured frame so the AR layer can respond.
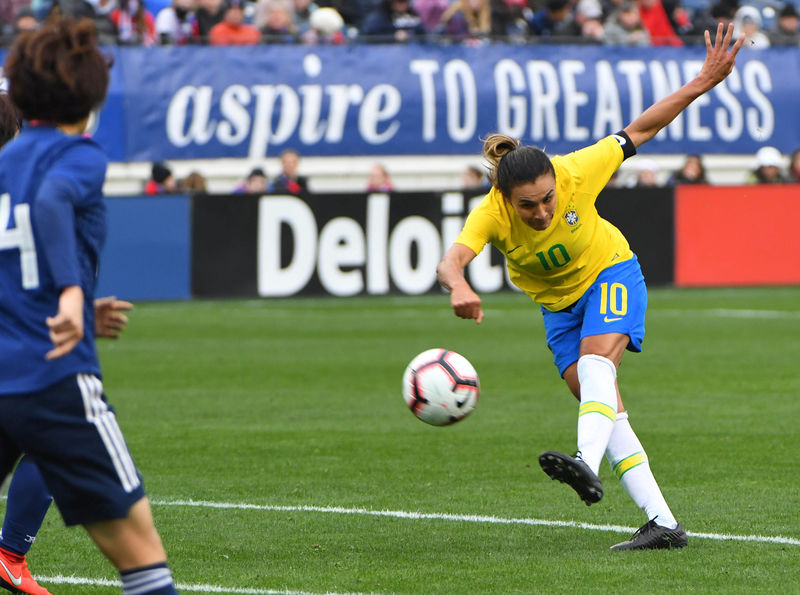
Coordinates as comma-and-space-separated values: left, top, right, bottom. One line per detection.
438, 23, 744, 550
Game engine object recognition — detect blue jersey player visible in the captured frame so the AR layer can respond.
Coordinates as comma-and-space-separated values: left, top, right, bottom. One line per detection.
0, 18, 178, 594
0, 91, 136, 595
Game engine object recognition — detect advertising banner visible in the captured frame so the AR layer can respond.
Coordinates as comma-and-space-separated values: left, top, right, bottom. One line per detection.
3, 45, 795, 162
191, 188, 673, 298
192, 189, 514, 297
674, 184, 800, 287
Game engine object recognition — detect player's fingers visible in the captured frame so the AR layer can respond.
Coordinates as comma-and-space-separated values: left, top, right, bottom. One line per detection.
721, 21, 733, 50
49, 326, 80, 345
46, 315, 71, 332
475, 309, 484, 325
731, 33, 746, 55
107, 312, 129, 327
94, 296, 116, 309
45, 339, 78, 360
113, 300, 133, 312
715, 22, 724, 50
704, 29, 711, 52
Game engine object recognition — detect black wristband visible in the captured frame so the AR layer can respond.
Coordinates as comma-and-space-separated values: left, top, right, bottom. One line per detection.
612, 130, 637, 161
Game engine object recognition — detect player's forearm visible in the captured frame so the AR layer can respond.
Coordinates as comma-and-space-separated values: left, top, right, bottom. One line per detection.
436, 258, 467, 293
624, 78, 708, 148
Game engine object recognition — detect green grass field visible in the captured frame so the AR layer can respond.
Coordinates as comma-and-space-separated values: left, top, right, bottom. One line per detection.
5, 287, 800, 594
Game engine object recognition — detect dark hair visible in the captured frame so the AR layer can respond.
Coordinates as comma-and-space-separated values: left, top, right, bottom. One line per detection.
5, 17, 109, 124
0, 94, 22, 148
482, 133, 554, 197
780, 3, 798, 18
152, 162, 172, 183
546, 0, 570, 11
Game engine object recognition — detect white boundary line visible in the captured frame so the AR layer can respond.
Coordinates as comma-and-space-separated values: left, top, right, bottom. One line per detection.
152, 499, 800, 546
34, 575, 367, 595
655, 308, 800, 319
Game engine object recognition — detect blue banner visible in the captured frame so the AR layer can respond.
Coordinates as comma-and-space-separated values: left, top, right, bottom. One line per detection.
4, 44, 798, 160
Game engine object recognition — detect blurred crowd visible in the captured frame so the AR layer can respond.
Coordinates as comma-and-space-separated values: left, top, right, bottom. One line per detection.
616, 145, 800, 187
1, 0, 799, 46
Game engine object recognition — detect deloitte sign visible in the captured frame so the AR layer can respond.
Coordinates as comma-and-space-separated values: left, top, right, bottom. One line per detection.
256, 192, 515, 297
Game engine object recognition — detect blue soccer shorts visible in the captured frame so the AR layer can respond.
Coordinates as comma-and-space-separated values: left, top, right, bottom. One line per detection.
0, 374, 145, 526
541, 255, 647, 376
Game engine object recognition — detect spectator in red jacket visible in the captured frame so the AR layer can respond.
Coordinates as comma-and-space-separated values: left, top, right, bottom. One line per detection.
209, 0, 262, 44
637, 0, 682, 46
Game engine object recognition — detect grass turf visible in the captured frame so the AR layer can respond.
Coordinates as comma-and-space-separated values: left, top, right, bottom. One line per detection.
5, 287, 800, 593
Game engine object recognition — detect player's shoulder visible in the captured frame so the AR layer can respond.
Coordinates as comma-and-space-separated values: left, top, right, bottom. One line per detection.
51, 135, 108, 177
467, 186, 499, 211
558, 136, 621, 163
62, 135, 108, 163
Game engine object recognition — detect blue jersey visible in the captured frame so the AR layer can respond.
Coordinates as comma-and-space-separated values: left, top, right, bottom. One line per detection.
0, 125, 108, 394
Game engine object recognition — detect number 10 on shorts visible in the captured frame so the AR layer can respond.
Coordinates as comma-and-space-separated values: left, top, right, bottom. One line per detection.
599, 282, 627, 317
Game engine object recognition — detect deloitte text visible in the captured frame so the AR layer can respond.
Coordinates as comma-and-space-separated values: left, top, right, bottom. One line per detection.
256, 193, 515, 297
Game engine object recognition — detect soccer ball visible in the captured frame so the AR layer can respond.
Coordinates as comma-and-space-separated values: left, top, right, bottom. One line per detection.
402, 348, 479, 426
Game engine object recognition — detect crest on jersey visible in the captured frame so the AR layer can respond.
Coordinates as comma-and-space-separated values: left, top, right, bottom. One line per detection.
564, 209, 579, 225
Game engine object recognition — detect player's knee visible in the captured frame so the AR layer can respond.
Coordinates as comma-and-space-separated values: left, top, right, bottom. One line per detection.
577, 354, 617, 380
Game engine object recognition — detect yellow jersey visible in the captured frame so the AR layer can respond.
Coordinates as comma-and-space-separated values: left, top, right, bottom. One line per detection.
455, 135, 634, 312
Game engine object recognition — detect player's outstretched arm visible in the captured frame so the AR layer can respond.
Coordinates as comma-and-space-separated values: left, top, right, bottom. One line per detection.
624, 22, 745, 148
437, 243, 484, 325
94, 296, 133, 339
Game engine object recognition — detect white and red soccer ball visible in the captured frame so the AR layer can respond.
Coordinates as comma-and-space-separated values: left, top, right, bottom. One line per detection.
402, 348, 479, 426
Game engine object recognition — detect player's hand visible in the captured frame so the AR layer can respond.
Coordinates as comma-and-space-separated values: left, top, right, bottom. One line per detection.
450, 282, 484, 325
699, 23, 745, 90
46, 285, 85, 360
94, 296, 133, 339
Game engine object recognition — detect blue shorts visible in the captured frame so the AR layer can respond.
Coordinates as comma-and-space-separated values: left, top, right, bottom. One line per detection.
0, 374, 145, 526
541, 255, 647, 376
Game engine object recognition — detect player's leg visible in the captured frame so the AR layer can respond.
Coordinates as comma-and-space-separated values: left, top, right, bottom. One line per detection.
84, 497, 177, 593
569, 256, 648, 478
1, 457, 53, 556
605, 411, 688, 549
538, 303, 605, 505
0, 457, 54, 595
538, 333, 626, 506
573, 333, 628, 475
539, 257, 645, 505
17, 374, 178, 594
0, 409, 52, 595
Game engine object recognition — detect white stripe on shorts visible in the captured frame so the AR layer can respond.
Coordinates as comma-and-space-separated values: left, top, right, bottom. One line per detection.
77, 374, 141, 493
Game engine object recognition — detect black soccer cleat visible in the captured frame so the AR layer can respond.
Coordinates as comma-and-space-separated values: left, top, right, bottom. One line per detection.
539, 451, 603, 506
609, 519, 689, 551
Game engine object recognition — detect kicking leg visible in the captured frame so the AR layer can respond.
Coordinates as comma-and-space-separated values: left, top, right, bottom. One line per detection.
540, 334, 628, 505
